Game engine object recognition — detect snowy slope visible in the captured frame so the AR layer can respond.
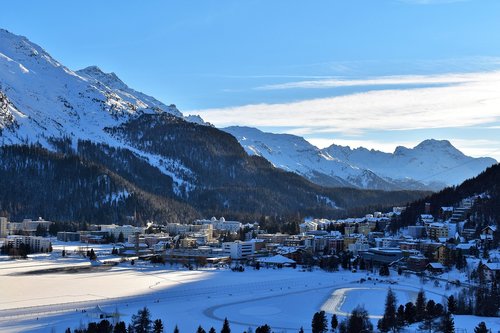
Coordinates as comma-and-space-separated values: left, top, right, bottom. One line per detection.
225, 127, 497, 190
0, 28, 198, 194
224, 126, 398, 190
326, 139, 497, 187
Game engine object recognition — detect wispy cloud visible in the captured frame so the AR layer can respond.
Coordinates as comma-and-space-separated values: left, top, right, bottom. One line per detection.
193, 71, 500, 136
255, 72, 477, 91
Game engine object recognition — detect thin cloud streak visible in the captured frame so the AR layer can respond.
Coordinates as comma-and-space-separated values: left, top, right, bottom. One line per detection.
194, 71, 500, 136
255, 72, 483, 91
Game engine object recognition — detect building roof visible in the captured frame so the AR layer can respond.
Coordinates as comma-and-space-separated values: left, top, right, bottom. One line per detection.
257, 254, 296, 264
427, 262, 444, 269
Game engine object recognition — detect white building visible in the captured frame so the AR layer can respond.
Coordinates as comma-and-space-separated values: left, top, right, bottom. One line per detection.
100, 224, 145, 240
299, 221, 318, 233
6, 235, 52, 253
194, 217, 242, 233
223, 240, 255, 260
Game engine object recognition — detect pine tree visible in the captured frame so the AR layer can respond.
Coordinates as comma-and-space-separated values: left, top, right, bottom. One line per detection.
221, 318, 230, 333
447, 295, 457, 314
378, 288, 397, 332
255, 324, 271, 333
426, 300, 436, 319
312, 311, 328, 333
396, 305, 406, 329
439, 312, 455, 333
331, 314, 338, 332
114, 322, 127, 333
404, 302, 416, 324
299, 327, 304, 333
196, 326, 206, 333
131, 307, 152, 333
153, 319, 164, 333
346, 306, 373, 333
208, 328, 216, 333
474, 322, 488, 333
173, 325, 179, 333
415, 290, 427, 322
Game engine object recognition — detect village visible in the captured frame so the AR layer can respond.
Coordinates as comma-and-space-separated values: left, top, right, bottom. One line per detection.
1, 193, 498, 283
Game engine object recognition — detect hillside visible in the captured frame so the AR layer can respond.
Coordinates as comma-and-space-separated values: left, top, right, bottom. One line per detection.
396, 163, 500, 239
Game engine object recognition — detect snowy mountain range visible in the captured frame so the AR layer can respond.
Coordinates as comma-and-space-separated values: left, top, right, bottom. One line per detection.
0, 27, 495, 204
224, 126, 497, 191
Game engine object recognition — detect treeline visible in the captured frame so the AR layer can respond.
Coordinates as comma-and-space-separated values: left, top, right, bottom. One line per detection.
65, 294, 495, 333
0, 145, 199, 224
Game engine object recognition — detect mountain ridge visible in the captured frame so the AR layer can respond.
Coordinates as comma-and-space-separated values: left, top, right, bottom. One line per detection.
224, 126, 497, 191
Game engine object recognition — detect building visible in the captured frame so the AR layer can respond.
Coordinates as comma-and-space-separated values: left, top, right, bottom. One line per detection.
480, 262, 500, 282
0, 217, 7, 238
299, 221, 318, 233
428, 222, 449, 240
194, 217, 242, 233
223, 240, 255, 260
57, 232, 81, 242
99, 224, 145, 240
359, 247, 403, 265
408, 225, 426, 239
5, 235, 52, 253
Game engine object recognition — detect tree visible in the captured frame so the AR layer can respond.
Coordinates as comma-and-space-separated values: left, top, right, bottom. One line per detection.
299, 327, 304, 333
131, 307, 152, 333
378, 288, 397, 333
439, 312, 455, 333
426, 300, 437, 319
196, 326, 206, 333
113, 322, 127, 333
346, 306, 373, 333
98, 320, 113, 333
474, 322, 488, 333
153, 319, 164, 333
221, 318, 230, 333
404, 302, 416, 324
379, 264, 390, 276
89, 248, 97, 261
208, 328, 216, 333
173, 325, 179, 333
396, 305, 406, 330
312, 310, 328, 333
118, 231, 125, 243
415, 290, 427, 322
255, 325, 271, 333
331, 314, 338, 332
447, 295, 457, 314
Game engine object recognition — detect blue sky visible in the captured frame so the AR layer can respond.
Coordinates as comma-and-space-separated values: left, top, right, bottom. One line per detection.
2, 0, 500, 159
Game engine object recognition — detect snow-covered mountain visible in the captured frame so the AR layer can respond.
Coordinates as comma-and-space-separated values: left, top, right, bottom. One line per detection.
325, 140, 497, 188
224, 127, 497, 191
0, 28, 209, 195
224, 126, 400, 190
0, 28, 198, 147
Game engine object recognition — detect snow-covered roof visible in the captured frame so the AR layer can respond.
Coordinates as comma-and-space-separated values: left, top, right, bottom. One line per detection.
257, 255, 296, 264
483, 262, 500, 271
427, 262, 444, 269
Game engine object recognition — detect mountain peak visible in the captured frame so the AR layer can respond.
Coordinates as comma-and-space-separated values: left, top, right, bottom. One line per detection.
77, 65, 128, 90
415, 139, 454, 150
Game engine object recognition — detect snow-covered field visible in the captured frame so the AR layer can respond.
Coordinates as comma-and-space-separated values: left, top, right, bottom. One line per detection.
0, 254, 498, 333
